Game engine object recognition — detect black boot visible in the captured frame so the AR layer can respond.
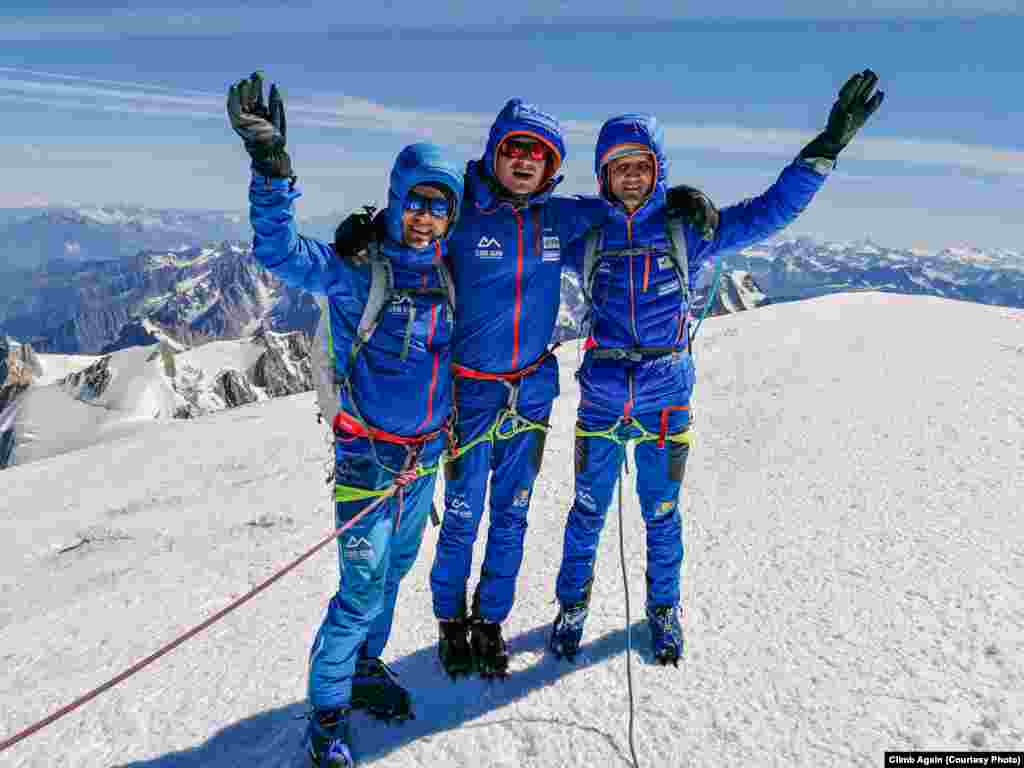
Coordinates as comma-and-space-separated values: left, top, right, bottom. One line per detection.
304, 708, 354, 767
351, 658, 414, 721
438, 617, 475, 679
469, 619, 509, 679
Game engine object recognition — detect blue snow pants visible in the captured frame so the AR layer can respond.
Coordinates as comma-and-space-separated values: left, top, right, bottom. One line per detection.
307, 432, 443, 711
555, 358, 693, 611
429, 395, 552, 623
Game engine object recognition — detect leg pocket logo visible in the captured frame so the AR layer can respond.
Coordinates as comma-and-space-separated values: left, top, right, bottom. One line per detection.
344, 535, 375, 561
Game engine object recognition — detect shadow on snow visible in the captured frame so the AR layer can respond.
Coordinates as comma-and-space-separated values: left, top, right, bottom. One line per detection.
118, 620, 655, 768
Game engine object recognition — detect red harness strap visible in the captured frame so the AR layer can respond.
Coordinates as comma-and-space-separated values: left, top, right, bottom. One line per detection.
452, 344, 560, 383
332, 409, 444, 446
657, 405, 690, 448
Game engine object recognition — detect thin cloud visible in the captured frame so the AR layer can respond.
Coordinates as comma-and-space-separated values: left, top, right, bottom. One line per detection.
2, 68, 1022, 179
0, 66, 216, 97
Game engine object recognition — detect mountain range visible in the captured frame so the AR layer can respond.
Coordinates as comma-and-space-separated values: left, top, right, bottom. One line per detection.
736, 236, 1024, 308
2, 204, 1020, 354
1, 202, 1021, 470
0, 203, 343, 273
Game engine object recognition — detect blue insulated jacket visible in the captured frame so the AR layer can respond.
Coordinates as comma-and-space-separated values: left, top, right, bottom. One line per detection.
249, 144, 464, 437
569, 113, 829, 354
446, 99, 606, 397
568, 113, 828, 421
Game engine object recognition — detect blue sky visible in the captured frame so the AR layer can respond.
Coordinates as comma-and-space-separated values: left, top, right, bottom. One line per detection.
1, 1, 1021, 251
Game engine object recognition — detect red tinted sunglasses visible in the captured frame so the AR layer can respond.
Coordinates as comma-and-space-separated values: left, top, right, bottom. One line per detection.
499, 138, 549, 162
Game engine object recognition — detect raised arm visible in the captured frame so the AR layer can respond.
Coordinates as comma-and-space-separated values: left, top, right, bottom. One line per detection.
688, 69, 885, 279
228, 71, 351, 294
248, 174, 351, 294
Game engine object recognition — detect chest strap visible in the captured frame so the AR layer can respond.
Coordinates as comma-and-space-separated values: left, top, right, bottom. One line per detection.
589, 345, 686, 363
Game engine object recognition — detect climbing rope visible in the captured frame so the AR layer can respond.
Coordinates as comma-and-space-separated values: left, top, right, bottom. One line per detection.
617, 452, 641, 768
0, 487, 401, 754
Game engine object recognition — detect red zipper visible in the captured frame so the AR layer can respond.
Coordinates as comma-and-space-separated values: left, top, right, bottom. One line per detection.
626, 212, 639, 344
511, 208, 525, 369
418, 305, 440, 430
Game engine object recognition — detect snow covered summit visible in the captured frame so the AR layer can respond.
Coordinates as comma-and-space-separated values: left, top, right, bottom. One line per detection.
1, 292, 1020, 766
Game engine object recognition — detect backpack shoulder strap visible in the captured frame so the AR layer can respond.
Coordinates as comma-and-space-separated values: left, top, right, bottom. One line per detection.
581, 225, 604, 305
355, 243, 393, 346
343, 242, 395, 373
665, 213, 690, 310
312, 295, 340, 425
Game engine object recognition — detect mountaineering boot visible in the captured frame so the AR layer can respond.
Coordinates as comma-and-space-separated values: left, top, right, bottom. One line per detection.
351, 658, 414, 721
647, 604, 684, 667
548, 600, 589, 661
469, 619, 509, 678
304, 708, 355, 768
438, 617, 475, 679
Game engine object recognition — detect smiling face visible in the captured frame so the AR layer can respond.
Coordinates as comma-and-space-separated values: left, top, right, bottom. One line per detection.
493, 136, 553, 197
400, 184, 451, 249
605, 152, 656, 213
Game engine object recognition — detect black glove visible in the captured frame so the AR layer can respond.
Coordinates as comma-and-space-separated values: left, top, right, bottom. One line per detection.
226, 71, 294, 179
799, 69, 885, 163
333, 206, 381, 264
666, 184, 719, 242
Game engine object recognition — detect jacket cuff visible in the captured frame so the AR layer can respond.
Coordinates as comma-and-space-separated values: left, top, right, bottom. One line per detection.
250, 171, 297, 190
795, 156, 835, 176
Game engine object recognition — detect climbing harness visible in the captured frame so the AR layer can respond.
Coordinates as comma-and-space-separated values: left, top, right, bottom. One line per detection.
444, 347, 559, 463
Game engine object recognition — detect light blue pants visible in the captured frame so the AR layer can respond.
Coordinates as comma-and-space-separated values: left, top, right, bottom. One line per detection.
307, 434, 441, 711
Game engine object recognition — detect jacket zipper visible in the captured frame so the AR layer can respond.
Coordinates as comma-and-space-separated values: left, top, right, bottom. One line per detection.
418, 304, 440, 430
511, 207, 525, 369
626, 213, 639, 344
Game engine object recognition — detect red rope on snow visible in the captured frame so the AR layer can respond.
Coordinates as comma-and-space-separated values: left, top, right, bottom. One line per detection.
0, 490, 397, 754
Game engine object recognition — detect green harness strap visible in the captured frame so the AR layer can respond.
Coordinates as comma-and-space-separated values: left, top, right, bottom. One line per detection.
335, 463, 439, 503
445, 407, 549, 463
575, 419, 693, 448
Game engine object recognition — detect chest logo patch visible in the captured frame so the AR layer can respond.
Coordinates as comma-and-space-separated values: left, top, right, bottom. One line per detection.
542, 234, 561, 262
477, 236, 503, 260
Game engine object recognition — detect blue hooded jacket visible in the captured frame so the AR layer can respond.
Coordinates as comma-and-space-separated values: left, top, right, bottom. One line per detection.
567, 113, 829, 421
249, 143, 464, 437
445, 98, 606, 409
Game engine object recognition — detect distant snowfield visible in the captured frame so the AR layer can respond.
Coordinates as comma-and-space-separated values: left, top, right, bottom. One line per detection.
1, 293, 1021, 767
8, 334, 307, 468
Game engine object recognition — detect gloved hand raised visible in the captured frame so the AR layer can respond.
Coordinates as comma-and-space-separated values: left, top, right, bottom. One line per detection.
227, 71, 294, 179
665, 184, 719, 242
799, 69, 884, 164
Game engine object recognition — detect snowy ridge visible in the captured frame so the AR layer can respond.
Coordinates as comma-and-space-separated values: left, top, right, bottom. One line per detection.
733, 236, 1024, 308
1, 293, 1021, 766
3, 329, 313, 468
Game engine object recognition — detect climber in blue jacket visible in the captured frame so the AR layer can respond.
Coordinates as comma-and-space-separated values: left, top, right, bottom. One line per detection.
334, 98, 718, 679
549, 70, 885, 666
229, 72, 464, 768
